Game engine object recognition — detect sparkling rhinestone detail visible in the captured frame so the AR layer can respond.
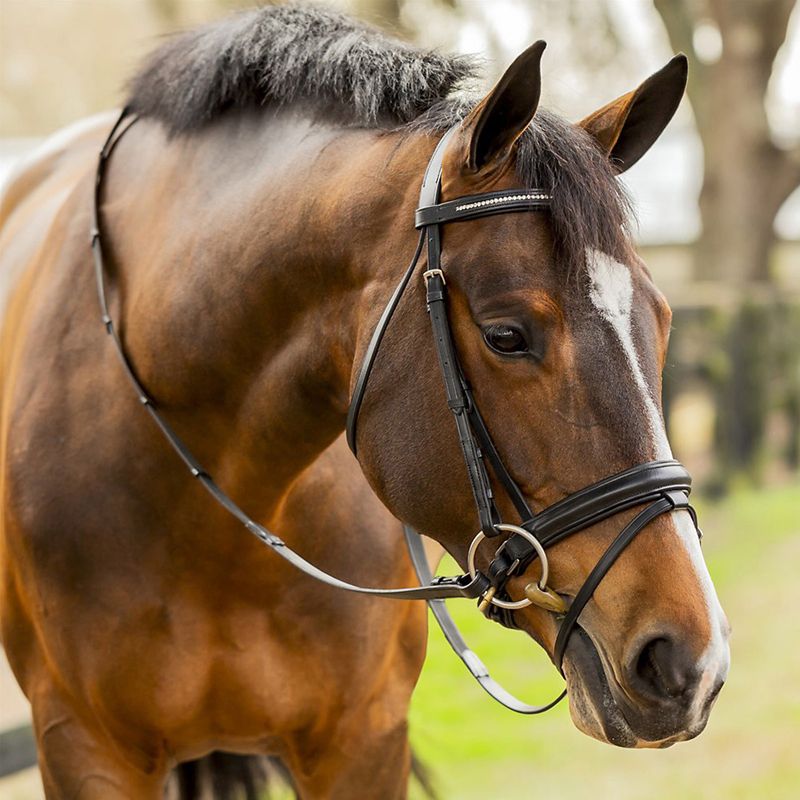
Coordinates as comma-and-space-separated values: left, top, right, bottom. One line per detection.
455, 193, 551, 213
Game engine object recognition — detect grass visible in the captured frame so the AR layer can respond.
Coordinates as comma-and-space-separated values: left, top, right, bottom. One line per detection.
408, 482, 800, 799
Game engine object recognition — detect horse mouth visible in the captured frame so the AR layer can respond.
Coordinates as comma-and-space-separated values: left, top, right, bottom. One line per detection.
561, 627, 702, 749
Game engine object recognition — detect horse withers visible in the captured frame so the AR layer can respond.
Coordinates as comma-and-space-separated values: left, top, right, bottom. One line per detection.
0, 6, 729, 798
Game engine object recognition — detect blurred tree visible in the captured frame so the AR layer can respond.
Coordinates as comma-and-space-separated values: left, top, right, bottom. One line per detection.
654, 1, 800, 486
654, 0, 800, 284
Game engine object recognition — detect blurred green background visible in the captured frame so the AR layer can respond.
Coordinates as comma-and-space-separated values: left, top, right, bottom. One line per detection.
1, 1, 798, 798
408, 484, 800, 800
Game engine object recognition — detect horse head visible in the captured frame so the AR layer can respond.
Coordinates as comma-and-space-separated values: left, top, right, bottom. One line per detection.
352, 43, 730, 748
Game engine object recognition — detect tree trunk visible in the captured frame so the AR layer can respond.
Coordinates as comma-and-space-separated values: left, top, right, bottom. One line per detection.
653, 0, 800, 487
693, 59, 797, 283
654, 0, 800, 285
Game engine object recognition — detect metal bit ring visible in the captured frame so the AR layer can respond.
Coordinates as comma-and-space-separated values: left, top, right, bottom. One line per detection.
467, 523, 549, 610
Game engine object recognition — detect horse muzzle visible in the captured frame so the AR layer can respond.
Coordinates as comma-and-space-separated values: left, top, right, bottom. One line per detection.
563, 623, 729, 748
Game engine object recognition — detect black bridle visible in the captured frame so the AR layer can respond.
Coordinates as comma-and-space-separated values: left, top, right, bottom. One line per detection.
92, 111, 700, 715
346, 125, 701, 708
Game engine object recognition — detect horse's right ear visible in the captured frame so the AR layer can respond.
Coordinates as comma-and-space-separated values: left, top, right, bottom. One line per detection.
457, 41, 546, 173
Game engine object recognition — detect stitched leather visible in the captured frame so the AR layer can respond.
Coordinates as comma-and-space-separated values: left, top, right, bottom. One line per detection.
415, 189, 551, 227
426, 270, 500, 535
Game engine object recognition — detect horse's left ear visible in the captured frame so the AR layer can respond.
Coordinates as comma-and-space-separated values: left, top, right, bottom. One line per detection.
579, 54, 688, 173
459, 40, 547, 172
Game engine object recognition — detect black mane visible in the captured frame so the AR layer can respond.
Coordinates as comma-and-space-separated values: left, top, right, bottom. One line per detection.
128, 4, 632, 266
127, 4, 476, 133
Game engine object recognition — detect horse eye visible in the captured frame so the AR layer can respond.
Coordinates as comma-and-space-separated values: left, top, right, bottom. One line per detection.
483, 324, 529, 356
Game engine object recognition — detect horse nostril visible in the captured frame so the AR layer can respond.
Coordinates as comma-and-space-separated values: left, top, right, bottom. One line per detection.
630, 636, 695, 702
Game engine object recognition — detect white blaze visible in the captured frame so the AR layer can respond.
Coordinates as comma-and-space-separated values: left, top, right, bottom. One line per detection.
586, 248, 671, 459
586, 248, 730, 719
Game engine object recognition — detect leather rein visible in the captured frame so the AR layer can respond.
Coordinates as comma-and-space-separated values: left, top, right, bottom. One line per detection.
91, 110, 700, 715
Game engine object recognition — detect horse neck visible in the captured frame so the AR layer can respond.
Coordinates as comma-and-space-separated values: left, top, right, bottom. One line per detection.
105, 110, 429, 512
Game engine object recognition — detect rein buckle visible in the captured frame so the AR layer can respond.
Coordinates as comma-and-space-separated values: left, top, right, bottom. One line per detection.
477, 586, 497, 614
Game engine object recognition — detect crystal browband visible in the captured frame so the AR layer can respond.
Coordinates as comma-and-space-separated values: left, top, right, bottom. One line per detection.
415, 188, 552, 228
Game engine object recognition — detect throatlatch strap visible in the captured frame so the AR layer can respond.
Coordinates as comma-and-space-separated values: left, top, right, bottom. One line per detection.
346, 127, 457, 455
345, 228, 425, 454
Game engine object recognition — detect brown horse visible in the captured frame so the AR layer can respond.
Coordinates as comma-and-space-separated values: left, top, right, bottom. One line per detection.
0, 6, 729, 799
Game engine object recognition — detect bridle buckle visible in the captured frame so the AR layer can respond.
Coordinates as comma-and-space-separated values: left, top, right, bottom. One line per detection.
422, 267, 445, 285
468, 524, 562, 612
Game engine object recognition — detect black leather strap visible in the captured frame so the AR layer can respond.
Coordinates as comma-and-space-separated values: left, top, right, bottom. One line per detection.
415, 127, 545, 539
415, 189, 551, 227
529, 460, 691, 548
465, 400, 533, 520
552, 493, 689, 671
403, 525, 566, 713
492, 460, 694, 581
425, 271, 500, 535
